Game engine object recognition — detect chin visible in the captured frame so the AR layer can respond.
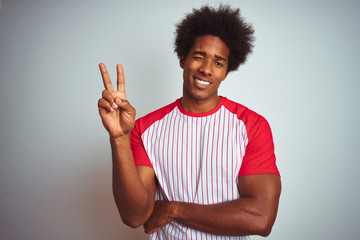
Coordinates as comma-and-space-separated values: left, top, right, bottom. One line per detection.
190, 93, 214, 102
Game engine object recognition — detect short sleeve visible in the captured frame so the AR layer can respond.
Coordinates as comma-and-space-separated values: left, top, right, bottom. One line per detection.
239, 116, 280, 176
130, 120, 153, 168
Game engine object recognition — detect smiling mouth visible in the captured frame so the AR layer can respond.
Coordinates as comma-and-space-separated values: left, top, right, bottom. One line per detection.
195, 77, 211, 86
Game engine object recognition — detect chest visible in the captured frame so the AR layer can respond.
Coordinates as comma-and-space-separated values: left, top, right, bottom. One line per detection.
141, 108, 248, 203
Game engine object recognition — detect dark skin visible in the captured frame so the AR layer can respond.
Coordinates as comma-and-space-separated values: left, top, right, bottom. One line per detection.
98, 35, 281, 236
98, 63, 156, 227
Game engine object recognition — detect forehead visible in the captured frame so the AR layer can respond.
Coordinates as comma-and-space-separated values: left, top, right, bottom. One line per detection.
190, 35, 230, 59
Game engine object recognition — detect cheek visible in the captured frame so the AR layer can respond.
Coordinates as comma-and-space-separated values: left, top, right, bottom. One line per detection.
216, 73, 227, 83
220, 70, 228, 80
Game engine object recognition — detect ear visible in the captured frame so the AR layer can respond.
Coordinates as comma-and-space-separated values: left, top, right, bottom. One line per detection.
179, 56, 185, 69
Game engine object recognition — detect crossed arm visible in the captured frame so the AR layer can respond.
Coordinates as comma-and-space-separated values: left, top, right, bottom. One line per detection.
98, 63, 281, 236
142, 167, 281, 237
110, 140, 281, 236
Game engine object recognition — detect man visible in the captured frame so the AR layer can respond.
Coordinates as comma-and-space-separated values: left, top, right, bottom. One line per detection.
98, 5, 281, 239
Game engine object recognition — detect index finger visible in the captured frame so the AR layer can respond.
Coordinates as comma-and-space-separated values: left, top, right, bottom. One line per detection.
117, 64, 126, 94
99, 63, 114, 92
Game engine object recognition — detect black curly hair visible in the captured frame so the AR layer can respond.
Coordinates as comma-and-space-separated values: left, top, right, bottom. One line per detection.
174, 4, 255, 72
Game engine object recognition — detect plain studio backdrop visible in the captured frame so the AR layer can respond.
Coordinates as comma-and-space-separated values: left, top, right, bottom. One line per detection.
1, 0, 359, 239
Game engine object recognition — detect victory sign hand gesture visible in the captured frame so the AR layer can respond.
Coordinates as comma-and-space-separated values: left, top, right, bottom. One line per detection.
98, 63, 136, 138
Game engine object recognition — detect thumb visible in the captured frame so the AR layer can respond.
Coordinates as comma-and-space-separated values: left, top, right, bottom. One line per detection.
115, 97, 136, 114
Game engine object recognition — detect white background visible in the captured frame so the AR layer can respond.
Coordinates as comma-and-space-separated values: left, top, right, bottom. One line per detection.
1, 0, 359, 239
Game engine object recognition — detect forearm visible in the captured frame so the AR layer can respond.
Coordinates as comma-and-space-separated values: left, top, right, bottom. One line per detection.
170, 198, 266, 235
169, 198, 275, 236
145, 175, 281, 236
110, 136, 154, 227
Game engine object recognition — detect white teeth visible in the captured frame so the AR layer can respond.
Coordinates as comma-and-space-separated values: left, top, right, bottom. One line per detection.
196, 78, 210, 85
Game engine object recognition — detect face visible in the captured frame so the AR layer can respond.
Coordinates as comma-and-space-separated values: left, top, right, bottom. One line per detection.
180, 35, 229, 105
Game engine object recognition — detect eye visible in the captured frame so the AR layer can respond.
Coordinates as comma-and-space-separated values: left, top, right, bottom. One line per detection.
215, 61, 224, 67
193, 56, 204, 60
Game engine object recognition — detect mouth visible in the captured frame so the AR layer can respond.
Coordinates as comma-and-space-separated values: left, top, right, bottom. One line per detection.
194, 76, 211, 86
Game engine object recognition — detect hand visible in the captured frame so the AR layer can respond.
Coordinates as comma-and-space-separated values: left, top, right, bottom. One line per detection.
143, 200, 174, 234
98, 63, 136, 138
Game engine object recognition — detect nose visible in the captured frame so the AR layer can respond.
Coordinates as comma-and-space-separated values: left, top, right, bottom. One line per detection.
198, 59, 212, 76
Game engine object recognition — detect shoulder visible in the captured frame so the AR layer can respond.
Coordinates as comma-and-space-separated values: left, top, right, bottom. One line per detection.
222, 97, 273, 142
222, 97, 268, 126
134, 99, 179, 135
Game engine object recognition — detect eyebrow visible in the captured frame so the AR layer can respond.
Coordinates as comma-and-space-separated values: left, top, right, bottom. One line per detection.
193, 51, 228, 62
215, 54, 227, 62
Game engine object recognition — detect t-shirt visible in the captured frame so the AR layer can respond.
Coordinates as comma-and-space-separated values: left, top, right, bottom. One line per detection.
130, 97, 279, 239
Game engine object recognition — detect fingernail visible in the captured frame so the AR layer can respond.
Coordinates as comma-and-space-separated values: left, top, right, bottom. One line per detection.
110, 107, 114, 112
112, 102, 118, 109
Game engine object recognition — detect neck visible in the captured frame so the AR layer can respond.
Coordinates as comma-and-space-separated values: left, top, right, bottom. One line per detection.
180, 95, 222, 113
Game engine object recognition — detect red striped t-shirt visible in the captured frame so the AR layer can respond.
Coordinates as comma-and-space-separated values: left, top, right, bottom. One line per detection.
130, 97, 279, 239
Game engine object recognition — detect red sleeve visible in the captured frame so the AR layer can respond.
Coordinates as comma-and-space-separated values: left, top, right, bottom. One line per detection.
130, 120, 153, 168
239, 114, 279, 177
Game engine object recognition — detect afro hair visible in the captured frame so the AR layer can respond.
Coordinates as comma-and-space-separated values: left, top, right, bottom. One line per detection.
174, 4, 255, 72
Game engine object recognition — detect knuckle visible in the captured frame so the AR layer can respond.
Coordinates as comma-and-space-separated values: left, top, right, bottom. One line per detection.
102, 90, 114, 101
98, 98, 106, 106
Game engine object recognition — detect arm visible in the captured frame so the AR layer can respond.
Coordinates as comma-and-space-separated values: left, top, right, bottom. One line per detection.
98, 63, 156, 227
111, 138, 157, 228
144, 174, 281, 237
